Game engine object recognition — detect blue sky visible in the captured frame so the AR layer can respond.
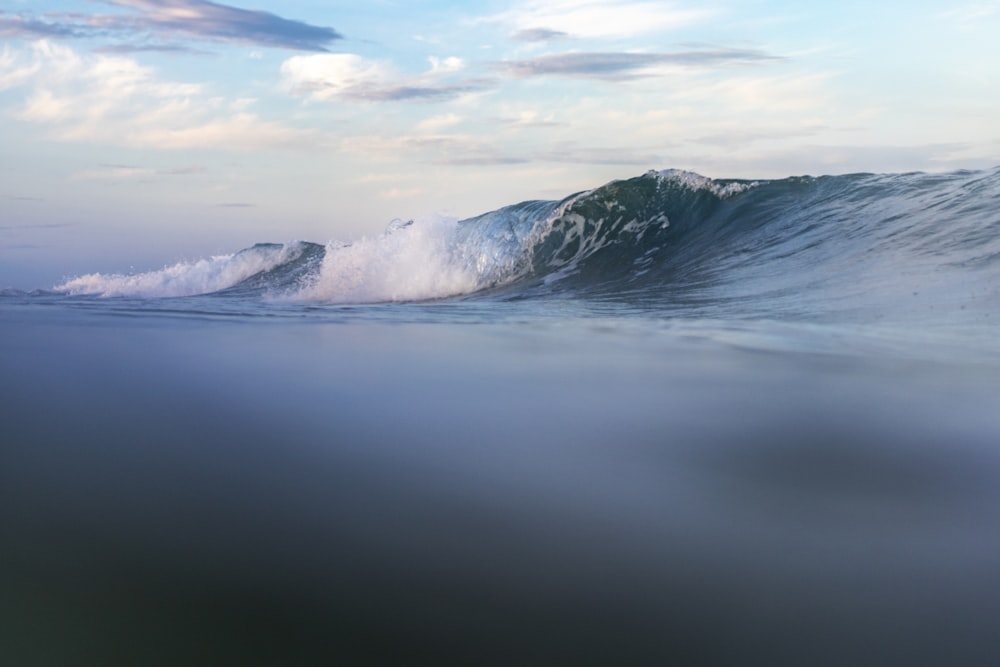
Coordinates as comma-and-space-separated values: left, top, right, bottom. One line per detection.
2, 0, 999, 287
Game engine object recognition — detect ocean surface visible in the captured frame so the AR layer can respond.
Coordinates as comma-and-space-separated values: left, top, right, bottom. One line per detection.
3, 168, 1000, 665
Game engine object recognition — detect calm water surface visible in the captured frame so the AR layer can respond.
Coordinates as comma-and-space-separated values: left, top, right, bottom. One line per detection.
3, 294, 1000, 665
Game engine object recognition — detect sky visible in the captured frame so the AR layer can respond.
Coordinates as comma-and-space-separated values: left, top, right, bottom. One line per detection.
2, 0, 999, 288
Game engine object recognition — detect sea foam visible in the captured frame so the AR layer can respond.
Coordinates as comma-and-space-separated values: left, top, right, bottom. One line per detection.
55, 242, 309, 298
293, 216, 482, 303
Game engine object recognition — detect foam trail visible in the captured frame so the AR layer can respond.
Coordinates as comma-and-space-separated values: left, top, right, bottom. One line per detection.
295, 216, 482, 303
56, 242, 309, 298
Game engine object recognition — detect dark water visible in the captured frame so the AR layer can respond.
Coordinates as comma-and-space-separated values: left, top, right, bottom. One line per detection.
3, 168, 1000, 665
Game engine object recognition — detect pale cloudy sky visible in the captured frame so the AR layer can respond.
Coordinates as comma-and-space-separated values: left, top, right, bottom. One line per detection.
2, 0, 999, 287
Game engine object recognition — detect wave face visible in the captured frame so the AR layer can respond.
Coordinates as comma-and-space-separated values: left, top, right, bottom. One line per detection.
54, 167, 1000, 322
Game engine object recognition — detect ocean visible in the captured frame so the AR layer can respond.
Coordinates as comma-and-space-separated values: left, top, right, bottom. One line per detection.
3, 168, 1000, 665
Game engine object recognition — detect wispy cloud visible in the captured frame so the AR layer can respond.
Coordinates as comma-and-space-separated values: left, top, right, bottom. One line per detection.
0, 196, 46, 203
496, 110, 564, 128
417, 113, 464, 132
70, 163, 208, 181
0, 223, 73, 230
3, 41, 319, 150
0, 43, 44, 90
511, 28, 569, 43
536, 144, 664, 165
0, 12, 87, 40
336, 128, 664, 168
693, 125, 830, 150
500, 48, 781, 80
282, 53, 494, 103
71, 164, 156, 181
94, 43, 212, 55
378, 187, 424, 200
338, 133, 526, 167
134, 113, 320, 150
484, 0, 714, 39
435, 155, 532, 167
938, 2, 1000, 22
163, 164, 208, 175
0, 0, 341, 52
282, 45, 779, 105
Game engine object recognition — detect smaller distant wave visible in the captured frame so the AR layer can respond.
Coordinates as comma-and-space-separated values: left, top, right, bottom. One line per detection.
54, 242, 320, 298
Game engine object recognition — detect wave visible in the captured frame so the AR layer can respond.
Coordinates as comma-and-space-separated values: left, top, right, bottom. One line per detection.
52, 167, 1000, 321
56, 241, 324, 299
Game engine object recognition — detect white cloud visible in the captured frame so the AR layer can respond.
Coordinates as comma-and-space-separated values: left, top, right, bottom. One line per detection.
281, 53, 392, 101
281, 52, 488, 103
379, 186, 424, 200
337, 132, 522, 166
486, 0, 714, 39
417, 113, 463, 132
70, 165, 155, 181
939, 2, 1000, 22
132, 113, 320, 150
1, 40, 314, 150
428, 56, 465, 75
670, 72, 835, 115
0, 44, 43, 90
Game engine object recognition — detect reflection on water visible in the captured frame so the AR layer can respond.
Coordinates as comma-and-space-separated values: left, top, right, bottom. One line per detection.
3, 304, 1000, 665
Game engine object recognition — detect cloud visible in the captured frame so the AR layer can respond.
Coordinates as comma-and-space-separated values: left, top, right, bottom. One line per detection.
693, 125, 830, 150
536, 145, 664, 165
0, 223, 73, 229
2, 41, 318, 150
71, 165, 156, 181
417, 113, 464, 132
938, 3, 1000, 22
669, 72, 833, 115
282, 53, 493, 103
688, 142, 982, 178
133, 113, 319, 149
427, 56, 465, 75
497, 110, 564, 128
70, 163, 209, 181
431, 145, 664, 167
282, 46, 778, 105
94, 43, 211, 55
379, 187, 424, 200
511, 28, 569, 43
435, 155, 531, 166
163, 164, 208, 175
500, 48, 781, 80
485, 0, 713, 39
338, 133, 527, 167
0, 0, 341, 52
0, 12, 87, 40
336, 128, 663, 168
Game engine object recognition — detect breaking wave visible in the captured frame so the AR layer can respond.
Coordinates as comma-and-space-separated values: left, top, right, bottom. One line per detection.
52, 167, 1000, 322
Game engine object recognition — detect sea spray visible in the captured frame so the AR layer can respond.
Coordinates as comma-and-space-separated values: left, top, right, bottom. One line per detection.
294, 216, 482, 303
55, 242, 313, 298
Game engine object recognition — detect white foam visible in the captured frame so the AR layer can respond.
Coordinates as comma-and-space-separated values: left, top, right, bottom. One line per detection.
653, 169, 755, 198
56, 243, 306, 298
293, 216, 481, 303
